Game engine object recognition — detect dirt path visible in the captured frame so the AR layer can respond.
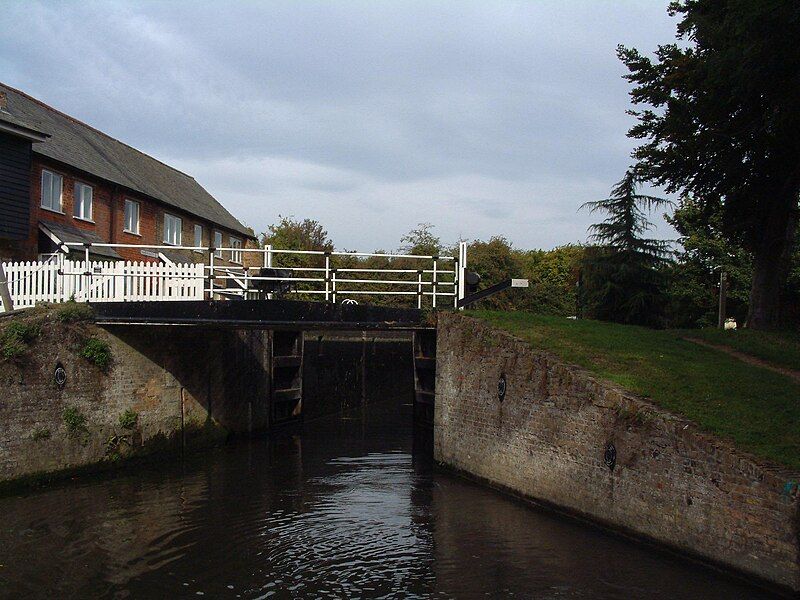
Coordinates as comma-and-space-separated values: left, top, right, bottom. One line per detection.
683, 337, 800, 385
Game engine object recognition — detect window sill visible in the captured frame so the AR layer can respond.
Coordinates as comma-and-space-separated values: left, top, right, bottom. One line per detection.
73, 216, 95, 224
123, 229, 142, 237
40, 206, 64, 215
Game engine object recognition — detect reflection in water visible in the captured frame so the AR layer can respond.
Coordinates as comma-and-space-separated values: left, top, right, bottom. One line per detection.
0, 401, 777, 599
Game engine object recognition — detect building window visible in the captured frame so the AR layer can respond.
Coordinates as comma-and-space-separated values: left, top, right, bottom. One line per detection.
41, 169, 63, 212
163, 213, 182, 245
194, 224, 203, 251
213, 231, 223, 258
230, 237, 242, 264
124, 199, 140, 234
73, 182, 93, 221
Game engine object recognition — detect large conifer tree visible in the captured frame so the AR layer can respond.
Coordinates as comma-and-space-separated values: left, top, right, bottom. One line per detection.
580, 170, 671, 326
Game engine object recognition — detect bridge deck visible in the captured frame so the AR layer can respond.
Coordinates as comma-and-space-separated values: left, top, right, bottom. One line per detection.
90, 299, 434, 331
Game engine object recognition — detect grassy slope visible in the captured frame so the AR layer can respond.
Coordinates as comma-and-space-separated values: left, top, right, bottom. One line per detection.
469, 310, 800, 470
675, 327, 800, 372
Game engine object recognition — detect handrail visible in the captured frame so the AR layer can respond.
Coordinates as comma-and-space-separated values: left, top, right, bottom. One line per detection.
38, 240, 471, 309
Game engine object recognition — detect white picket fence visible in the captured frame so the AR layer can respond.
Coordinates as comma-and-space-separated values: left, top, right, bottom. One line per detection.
0, 260, 204, 312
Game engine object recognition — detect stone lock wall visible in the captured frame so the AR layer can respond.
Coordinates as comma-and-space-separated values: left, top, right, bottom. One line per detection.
434, 313, 800, 593
0, 313, 271, 484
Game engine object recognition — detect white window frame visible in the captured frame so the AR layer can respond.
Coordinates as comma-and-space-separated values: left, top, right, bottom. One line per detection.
194, 224, 203, 252
41, 169, 63, 213
230, 237, 242, 264
213, 231, 223, 258
73, 182, 93, 221
163, 213, 182, 245
123, 199, 140, 235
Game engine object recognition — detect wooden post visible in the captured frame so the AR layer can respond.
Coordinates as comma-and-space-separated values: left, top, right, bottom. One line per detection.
718, 270, 728, 329
0, 263, 13, 312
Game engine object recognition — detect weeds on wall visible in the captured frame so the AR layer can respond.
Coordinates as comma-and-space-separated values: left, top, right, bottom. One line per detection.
79, 338, 111, 371
62, 405, 89, 446
1, 321, 41, 360
105, 409, 141, 461
118, 409, 139, 431
31, 427, 51, 442
55, 302, 93, 323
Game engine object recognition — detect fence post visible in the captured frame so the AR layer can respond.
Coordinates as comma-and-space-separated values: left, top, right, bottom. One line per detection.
244, 267, 250, 299
324, 253, 331, 302
207, 246, 215, 300
453, 257, 459, 309
431, 257, 438, 309
718, 270, 728, 329
458, 241, 467, 311
331, 269, 337, 304
84, 243, 91, 303
266, 244, 273, 300
417, 270, 423, 309
0, 263, 13, 312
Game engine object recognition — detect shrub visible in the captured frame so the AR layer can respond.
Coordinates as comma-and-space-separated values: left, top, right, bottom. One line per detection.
80, 338, 111, 370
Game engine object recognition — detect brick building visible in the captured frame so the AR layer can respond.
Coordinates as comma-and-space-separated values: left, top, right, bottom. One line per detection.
0, 82, 258, 266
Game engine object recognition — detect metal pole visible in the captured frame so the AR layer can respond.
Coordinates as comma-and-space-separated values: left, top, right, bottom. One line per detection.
0, 263, 13, 312
331, 270, 337, 304
718, 270, 727, 329
244, 267, 249, 299
417, 270, 423, 309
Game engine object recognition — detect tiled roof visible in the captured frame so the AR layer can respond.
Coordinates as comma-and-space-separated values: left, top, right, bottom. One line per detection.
1, 83, 254, 239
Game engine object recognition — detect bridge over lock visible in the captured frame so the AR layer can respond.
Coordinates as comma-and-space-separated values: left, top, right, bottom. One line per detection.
0, 240, 524, 434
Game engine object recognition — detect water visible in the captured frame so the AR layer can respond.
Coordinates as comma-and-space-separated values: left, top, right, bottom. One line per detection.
0, 401, 777, 599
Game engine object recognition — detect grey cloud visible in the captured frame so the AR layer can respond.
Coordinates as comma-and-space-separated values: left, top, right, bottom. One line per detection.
0, 0, 677, 251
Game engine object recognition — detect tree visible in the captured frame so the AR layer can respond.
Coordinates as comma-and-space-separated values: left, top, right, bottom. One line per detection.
665, 195, 800, 328
618, 0, 800, 328
465, 237, 524, 310
580, 170, 671, 326
399, 223, 441, 256
665, 196, 753, 327
260, 216, 334, 284
519, 245, 585, 316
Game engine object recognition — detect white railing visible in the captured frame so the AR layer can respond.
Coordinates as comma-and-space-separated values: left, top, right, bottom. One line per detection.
0, 258, 204, 311
0, 241, 468, 312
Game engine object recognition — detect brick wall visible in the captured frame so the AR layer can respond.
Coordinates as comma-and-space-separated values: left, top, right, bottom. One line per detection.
19, 156, 253, 266
434, 313, 800, 593
0, 314, 271, 484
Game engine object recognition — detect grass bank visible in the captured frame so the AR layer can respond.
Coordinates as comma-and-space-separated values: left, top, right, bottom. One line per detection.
675, 327, 800, 372
470, 310, 800, 470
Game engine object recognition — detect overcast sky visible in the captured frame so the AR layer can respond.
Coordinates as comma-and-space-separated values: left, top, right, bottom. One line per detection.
1, 1, 678, 251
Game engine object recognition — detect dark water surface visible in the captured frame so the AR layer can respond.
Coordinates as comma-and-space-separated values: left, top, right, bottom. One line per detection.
0, 401, 777, 599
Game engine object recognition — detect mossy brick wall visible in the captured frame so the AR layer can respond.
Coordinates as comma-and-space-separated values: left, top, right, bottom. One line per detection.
434, 313, 800, 593
0, 315, 271, 483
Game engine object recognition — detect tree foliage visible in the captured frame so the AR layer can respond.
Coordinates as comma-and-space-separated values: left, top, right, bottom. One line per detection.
579, 171, 671, 327
399, 223, 442, 256
260, 216, 333, 271
665, 196, 800, 328
618, 0, 800, 328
